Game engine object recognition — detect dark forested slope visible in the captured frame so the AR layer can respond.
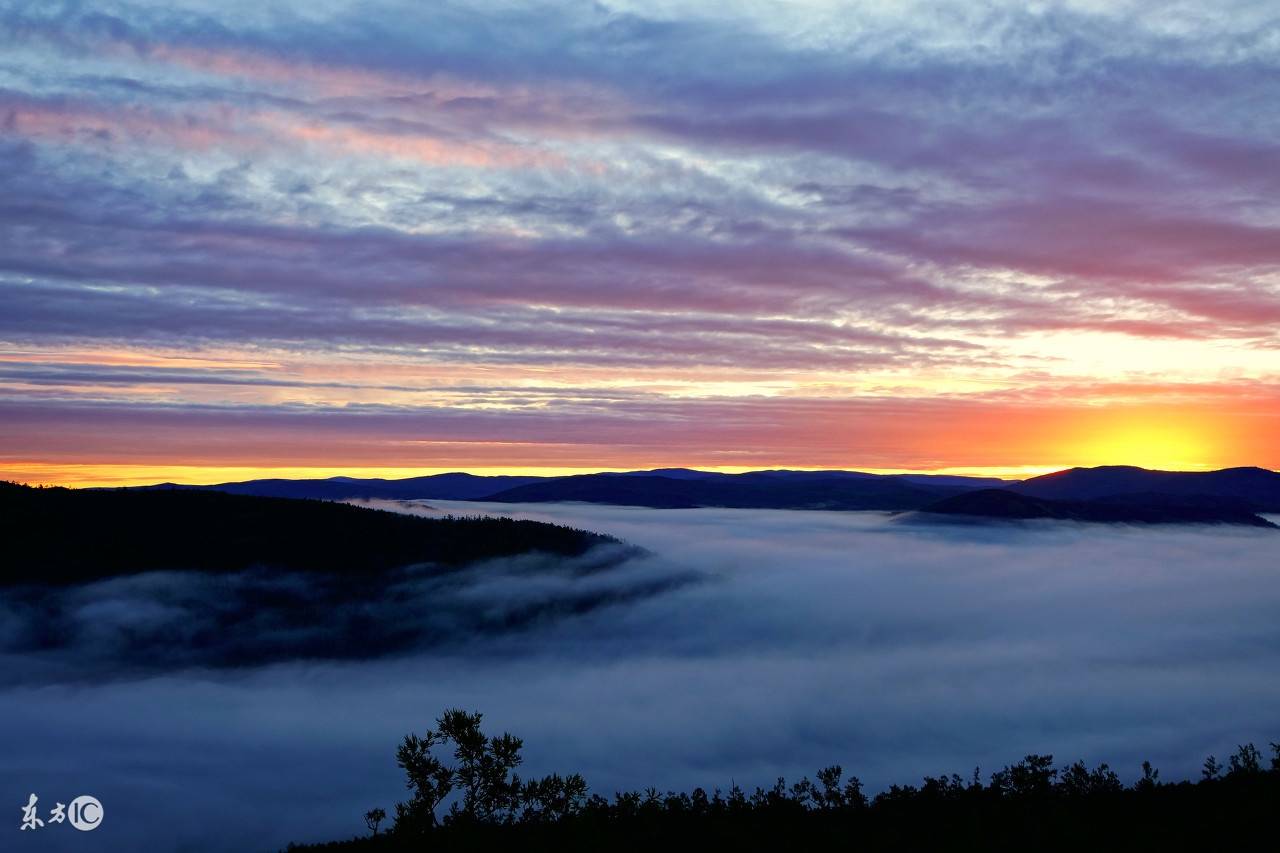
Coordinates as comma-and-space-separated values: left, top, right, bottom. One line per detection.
0, 481, 620, 586
0, 484, 663, 671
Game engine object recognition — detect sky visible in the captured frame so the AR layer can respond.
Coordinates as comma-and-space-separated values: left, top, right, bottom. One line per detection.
1, 0, 1278, 485
4, 500, 1279, 852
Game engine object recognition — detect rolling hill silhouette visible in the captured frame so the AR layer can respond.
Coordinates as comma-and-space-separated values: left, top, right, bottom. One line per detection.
116, 465, 1280, 522
913, 488, 1277, 528
479, 472, 975, 510
137, 471, 544, 501
1010, 466, 1280, 511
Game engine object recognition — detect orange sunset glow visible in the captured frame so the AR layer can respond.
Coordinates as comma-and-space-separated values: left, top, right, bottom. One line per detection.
3, 396, 1274, 488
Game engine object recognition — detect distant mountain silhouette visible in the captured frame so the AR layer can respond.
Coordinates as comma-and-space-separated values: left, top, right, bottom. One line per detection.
613, 468, 727, 480
0, 481, 622, 586
1010, 466, 1280, 511
914, 488, 1277, 528
119, 465, 1280, 516
136, 472, 544, 501
480, 473, 969, 510
126, 469, 1007, 509
710, 469, 1012, 488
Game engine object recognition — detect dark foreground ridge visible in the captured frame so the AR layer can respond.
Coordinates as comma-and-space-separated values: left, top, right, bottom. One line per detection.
913, 488, 1278, 528
1, 481, 622, 586
289, 709, 1280, 853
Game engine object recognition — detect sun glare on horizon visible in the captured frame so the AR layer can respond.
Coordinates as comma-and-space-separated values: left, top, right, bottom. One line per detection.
1067, 415, 1220, 472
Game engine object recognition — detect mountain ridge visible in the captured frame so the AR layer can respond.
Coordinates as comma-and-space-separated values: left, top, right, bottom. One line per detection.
1011, 465, 1280, 511
911, 488, 1277, 528
480, 473, 969, 510
108, 465, 1280, 516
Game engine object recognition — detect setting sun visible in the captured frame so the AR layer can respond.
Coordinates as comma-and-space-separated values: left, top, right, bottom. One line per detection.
1070, 413, 1219, 471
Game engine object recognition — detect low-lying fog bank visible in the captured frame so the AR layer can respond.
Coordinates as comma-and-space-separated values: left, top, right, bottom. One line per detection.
3, 502, 1278, 852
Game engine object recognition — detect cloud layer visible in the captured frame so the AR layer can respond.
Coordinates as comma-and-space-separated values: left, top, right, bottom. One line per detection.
3, 501, 1279, 852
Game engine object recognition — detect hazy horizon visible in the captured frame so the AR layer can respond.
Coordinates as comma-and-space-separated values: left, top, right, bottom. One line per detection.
19, 460, 1280, 490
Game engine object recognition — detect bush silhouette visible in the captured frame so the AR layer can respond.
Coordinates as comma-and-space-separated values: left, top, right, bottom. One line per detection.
291, 712, 1280, 851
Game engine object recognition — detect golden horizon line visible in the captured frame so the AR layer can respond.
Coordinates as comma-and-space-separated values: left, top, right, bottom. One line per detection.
3, 460, 1272, 489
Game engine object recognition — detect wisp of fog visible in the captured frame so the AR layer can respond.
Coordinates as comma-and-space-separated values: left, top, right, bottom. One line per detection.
3, 502, 1278, 852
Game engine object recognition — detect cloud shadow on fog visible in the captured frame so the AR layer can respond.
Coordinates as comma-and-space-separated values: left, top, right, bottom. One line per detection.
0, 542, 701, 681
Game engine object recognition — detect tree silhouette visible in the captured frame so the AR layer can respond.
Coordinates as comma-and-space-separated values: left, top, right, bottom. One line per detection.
394, 726, 454, 834
362, 808, 385, 836
1059, 760, 1121, 797
990, 754, 1056, 797
438, 709, 523, 824
1135, 760, 1160, 791
1227, 743, 1261, 776
518, 772, 589, 823
389, 708, 583, 835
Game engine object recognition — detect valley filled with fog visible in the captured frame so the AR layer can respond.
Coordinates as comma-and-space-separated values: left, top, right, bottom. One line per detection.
4, 502, 1279, 852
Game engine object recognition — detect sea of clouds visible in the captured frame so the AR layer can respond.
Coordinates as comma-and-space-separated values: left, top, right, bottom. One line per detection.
3, 502, 1279, 852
